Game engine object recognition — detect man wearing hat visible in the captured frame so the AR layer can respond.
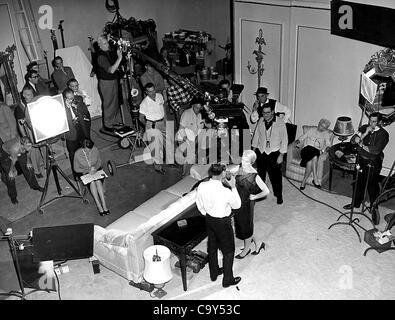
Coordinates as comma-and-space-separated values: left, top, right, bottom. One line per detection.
250, 87, 291, 124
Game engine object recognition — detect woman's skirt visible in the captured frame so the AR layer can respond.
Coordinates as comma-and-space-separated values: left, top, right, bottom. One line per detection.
300, 145, 320, 167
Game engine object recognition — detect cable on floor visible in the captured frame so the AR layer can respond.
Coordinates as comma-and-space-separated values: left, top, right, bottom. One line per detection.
285, 177, 369, 232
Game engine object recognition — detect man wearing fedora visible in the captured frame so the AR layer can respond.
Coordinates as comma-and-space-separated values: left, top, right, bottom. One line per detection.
250, 87, 291, 124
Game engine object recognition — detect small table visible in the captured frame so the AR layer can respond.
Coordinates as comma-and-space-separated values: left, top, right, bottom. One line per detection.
328, 142, 357, 192
152, 205, 207, 291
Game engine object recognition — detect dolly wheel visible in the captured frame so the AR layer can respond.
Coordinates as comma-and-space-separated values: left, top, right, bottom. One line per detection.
119, 137, 131, 149
107, 160, 117, 176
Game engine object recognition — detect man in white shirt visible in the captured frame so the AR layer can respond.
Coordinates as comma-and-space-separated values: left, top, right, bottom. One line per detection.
196, 163, 242, 288
176, 97, 206, 176
139, 82, 166, 174
250, 87, 291, 123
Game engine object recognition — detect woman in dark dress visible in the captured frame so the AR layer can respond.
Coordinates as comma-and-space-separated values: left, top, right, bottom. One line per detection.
233, 150, 270, 259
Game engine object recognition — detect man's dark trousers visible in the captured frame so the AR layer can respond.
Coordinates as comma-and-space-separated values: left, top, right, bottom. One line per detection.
205, 214, 235, 286
255, 149, 283, 199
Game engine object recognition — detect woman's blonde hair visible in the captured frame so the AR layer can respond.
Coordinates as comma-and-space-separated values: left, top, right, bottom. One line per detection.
242, 149, 257, 165
318, 118, 331, 129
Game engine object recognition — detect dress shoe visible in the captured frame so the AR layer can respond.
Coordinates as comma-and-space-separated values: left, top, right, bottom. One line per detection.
103, 210, 110, 215
277, 197, 283, 205
11, 198, 18, 205
154, 165, 165, 175
223, 276, 241, 288
32, 186, 44, 192
343, 203, 359, 210
251, 242, 266, 255
312, 180, 321, 189
99, 211, 105, 216
299, 185, 305, 191
210, 267, 224, 281
235, 249, 251, 259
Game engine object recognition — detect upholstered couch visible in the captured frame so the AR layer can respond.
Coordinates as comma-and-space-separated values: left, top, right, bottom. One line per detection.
285, 125, 334, 185
93, 165, 211, 283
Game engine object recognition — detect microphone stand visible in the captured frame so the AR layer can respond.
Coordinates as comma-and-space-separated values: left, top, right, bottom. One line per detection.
328, 152, 374, 242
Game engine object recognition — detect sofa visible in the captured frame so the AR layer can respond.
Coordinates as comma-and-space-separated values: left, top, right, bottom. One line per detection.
93, 165, 211, 283
285, 125, 334, 185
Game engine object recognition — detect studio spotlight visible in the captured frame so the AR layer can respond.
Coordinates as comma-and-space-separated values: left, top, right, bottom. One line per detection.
27, 94, 87, 214
27, 95, 69, 144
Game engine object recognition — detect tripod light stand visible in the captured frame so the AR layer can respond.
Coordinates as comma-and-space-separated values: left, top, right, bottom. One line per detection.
37, 140, 87, 214
26, 95, 87, 214
328, 157, 375, 242
0, 229, 51, 300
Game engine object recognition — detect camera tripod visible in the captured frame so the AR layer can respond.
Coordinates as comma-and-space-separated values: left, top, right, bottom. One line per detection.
37, 139, 87, 214
0, 229, 51, 300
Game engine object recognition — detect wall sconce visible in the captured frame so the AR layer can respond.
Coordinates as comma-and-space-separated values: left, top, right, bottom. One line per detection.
143, 245, 173, 298
333, 116, 355, 146
246, 28, 266, 87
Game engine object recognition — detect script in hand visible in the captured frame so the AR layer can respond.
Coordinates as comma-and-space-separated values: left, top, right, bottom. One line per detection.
80, 169, 108, 185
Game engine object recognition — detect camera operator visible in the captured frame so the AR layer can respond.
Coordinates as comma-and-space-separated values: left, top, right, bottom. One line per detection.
62, 88, 91, 179
96, 34, 123, 133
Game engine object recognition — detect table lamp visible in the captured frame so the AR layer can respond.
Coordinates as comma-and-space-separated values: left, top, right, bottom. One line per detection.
143, 245, 173, 298
333, 116, 355, 146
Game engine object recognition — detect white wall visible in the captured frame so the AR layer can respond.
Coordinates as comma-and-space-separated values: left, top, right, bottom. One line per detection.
234, 0, 395, 175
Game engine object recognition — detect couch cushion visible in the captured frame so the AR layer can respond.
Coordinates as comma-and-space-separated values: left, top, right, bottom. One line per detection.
166, 175, 199, 197
102, 229, 133, 247
106, 211, 148, 233
132, 190, 180, 220
190, 164, 211, 180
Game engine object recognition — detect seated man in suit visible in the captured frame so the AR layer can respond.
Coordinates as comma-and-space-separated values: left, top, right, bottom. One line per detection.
25, 70, 50, 96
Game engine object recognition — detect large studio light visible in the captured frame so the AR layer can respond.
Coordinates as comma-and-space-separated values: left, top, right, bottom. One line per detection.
27, 94, 69, 144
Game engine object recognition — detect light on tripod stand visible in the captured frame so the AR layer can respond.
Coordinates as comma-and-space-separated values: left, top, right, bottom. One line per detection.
27, 94, 86, 214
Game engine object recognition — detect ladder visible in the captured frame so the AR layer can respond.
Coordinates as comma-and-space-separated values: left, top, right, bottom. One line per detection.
12, 0, 44, 62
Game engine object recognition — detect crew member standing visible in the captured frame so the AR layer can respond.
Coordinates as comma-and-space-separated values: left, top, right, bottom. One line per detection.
139, 82, 167, 174
251, 104, 288, 204
96, 35, 123, 132
196, 163, 242, 288
344, 112, 389, 224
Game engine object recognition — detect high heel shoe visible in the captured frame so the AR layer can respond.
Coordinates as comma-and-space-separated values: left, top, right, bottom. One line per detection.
251, 242, 266, 255
312, 180, 321, 189
235, 249, 251, 259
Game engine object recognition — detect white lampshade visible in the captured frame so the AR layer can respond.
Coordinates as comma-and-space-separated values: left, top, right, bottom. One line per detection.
143, 245, 173, 285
